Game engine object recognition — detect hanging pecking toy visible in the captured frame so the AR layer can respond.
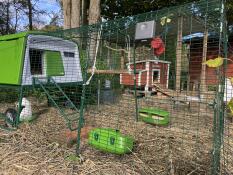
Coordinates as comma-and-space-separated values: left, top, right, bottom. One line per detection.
151, 37, 165, 57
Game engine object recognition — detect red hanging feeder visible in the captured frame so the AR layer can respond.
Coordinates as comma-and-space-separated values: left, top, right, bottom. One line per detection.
151, 37, 165, 56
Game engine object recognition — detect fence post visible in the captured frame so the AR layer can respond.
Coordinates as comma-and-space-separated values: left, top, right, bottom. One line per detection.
133, 43, 139, 122
212, 0, 227, 174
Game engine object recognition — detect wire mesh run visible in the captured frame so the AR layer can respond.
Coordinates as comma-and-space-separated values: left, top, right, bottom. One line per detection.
0, 0, 231, 174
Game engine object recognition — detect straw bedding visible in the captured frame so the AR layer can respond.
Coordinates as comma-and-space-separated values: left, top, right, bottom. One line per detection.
0, 94, 232, 175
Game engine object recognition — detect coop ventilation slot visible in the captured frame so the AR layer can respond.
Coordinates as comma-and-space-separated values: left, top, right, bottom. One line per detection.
64, 52, 75, 58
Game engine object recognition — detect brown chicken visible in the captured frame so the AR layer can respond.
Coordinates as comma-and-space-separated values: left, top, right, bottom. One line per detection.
65, 126, 93, 147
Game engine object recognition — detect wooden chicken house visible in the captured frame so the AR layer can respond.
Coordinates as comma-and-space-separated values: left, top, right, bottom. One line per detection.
120, 60, 170, 91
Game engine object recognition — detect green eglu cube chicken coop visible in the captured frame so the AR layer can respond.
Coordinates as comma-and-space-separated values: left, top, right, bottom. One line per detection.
0, 31, 83, 130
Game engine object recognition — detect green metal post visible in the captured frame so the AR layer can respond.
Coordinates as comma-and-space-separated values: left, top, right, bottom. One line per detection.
220, 0, 228, 172
76, 85, 86, 155
211, 0, 227, 174
16, 86, 24, 127
76, 49, 88, 155
133, 43, 139, 122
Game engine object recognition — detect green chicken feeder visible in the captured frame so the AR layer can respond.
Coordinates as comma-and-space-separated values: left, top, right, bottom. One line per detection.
88, 128, 134, 155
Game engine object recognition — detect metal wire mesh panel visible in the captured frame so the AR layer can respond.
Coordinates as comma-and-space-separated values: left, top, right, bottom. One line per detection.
221, 38, 233, 174
0, 0, 230, 174
0, 86, 21, 129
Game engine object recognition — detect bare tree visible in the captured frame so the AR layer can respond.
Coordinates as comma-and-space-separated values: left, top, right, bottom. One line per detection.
27, 0, 33, 30
0, 0, 14, 34
6, 0, 10, 33
12, 1, 21, 31
14, 0, 46, 30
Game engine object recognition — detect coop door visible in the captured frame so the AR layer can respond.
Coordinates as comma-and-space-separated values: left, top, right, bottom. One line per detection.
152, 69, 160, 83
44, 51, 65, 76
29, 49, 43, 75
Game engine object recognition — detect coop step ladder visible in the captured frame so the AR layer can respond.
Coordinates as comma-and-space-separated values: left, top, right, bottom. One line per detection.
33, 77, 81, 131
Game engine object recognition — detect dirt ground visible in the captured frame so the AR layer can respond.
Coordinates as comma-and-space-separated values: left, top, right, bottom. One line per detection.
0, 93, 232, 175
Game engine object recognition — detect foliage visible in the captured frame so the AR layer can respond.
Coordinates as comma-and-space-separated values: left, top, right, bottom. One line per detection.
203, 56, 224, 68
208, 85, 217, 91
42, 14, 63, 31
226, 0, 233, 27
101, 0, 232, 30
101, 0, 195, 20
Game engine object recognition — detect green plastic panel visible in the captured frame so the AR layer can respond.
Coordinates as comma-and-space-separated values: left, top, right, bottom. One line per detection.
0, 37, 25, 85
139, 108, 170, 125
44, 51, 65, 76
0, 31, 45, 41
88, 128, 134, 155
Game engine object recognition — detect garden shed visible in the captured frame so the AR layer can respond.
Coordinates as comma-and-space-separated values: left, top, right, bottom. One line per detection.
187, 36, 233, 89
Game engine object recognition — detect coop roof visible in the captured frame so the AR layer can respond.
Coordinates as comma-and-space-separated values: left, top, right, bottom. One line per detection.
0, 31, 45, 41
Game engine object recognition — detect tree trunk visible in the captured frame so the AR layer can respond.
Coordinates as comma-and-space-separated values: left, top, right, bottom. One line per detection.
63, 0, 71, 29
81, 0, 88, 26
88, 0, 101, 63
27, 0, 33, 30
88, 0, 101, 25
71, 0, 81, 28
200, 29, 208, 93
175, 16, 183, 91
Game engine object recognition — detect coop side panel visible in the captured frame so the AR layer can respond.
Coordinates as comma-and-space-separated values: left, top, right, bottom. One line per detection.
120, 73, 143, 86
120, 73, 134, 86
130, 63, 145, 70
22, 35, 83, 85
121, 62, 146, 86
0, 37, 25, 85
226, 63, 233, 77
139, 71, 147, 86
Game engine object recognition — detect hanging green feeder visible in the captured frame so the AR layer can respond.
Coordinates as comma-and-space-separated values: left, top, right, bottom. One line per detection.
139, 108, 170, 126
88, 128, 134, 155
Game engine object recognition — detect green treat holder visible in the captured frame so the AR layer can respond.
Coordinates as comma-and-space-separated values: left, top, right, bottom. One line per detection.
88, 128, 134, 155
139, 108, 170, 126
